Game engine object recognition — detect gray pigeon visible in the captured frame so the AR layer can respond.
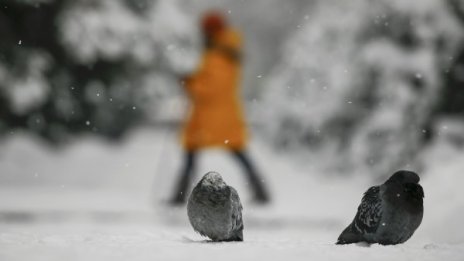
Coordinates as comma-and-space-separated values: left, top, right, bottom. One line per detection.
187, 171, 243, 242
337, 170, 424, 245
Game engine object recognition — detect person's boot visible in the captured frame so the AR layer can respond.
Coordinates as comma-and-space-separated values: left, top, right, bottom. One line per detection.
249, 174, 270, 204
168, 152, 196, 205
254, 186, 270, 203
169, 174, 190, 205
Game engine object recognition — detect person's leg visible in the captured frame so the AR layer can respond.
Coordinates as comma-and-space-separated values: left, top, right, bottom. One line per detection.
169, 150, 196, 205
231, 150, 270, 203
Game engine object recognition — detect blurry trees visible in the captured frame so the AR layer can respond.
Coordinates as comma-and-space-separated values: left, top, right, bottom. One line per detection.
0, 0, 199, 144
441, 0, 464, 116
260, 0, 464, 179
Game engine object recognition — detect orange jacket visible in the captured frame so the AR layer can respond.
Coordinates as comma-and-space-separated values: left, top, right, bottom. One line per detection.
182, 28, 247, 151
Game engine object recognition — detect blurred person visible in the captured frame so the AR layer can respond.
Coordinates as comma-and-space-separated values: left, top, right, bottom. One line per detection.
169, 11, 270, 205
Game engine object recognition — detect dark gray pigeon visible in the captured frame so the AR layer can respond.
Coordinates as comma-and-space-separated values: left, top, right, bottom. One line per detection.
187, 171, 243, 242
337, 170, 424, 245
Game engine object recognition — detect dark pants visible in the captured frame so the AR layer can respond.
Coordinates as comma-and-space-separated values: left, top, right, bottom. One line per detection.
170, 150, 269, 204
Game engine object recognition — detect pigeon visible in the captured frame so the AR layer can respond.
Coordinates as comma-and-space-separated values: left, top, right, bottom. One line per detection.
187, 171, 243, 242
337, 170, 424, 245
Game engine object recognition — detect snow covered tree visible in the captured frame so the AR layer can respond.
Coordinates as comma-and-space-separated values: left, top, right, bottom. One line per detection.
0, 0, 199, 143
439, 0, 464, 116
260, 0, 463, 179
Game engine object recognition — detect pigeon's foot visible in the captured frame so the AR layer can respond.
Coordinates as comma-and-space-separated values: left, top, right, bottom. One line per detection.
355, 242, 371, 247
220, 236, 243, 242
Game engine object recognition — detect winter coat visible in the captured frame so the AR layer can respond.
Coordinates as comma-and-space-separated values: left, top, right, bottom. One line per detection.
182, 28, 247, 151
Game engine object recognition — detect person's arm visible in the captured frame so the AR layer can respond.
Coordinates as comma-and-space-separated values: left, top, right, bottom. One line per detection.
181, 67, 212, 98
212, 43, 242, 63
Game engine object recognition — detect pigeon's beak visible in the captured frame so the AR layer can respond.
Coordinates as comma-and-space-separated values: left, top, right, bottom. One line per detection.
404, 183, 424, 198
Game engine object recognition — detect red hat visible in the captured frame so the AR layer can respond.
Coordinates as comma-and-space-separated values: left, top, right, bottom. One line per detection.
201, 11, 226, 36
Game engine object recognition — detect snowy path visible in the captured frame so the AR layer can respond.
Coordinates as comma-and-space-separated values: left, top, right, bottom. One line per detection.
1, 224, 462, 261
0, 127, 463, 260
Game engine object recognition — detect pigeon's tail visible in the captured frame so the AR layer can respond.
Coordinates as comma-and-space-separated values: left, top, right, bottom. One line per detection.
336, 237, 356, 245
227, 236, 243, 242
336, 234, 351, 245
336, 225, 361, 245
222, 230, 243, 242
232, 231, 244, 242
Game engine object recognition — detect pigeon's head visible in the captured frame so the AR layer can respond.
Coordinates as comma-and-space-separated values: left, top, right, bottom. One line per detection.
199, 171, 227, 188
386, 170, 420, 185
404, 182, 424, 200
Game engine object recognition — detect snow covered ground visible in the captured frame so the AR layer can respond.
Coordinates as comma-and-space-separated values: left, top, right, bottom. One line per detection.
0, 127, 463, 261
